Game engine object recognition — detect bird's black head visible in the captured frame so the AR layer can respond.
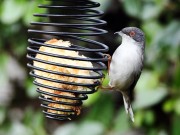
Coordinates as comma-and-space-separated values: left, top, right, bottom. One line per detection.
119, 27, 145, 43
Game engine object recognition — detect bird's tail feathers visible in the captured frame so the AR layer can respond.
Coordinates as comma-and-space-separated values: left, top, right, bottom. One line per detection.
122, 94, 134, 122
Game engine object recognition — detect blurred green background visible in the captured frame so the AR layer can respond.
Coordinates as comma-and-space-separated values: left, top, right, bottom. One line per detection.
0, 0, 179, 135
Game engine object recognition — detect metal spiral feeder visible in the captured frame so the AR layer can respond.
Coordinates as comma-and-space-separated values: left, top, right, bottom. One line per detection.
27, 0, 109, 120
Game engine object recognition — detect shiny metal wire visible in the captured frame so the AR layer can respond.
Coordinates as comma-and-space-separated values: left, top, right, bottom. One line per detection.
27, 0, 109, 120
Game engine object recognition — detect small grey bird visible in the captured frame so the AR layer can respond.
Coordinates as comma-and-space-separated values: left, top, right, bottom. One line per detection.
109, 27, 145, 122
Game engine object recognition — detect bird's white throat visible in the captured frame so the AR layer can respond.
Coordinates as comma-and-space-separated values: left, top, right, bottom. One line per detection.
121, 33, 140, 47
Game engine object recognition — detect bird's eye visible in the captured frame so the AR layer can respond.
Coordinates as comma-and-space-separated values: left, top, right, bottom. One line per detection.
129, 31, 135, 37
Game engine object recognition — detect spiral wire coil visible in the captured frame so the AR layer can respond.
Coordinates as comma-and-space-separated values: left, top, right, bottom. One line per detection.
27, 0, 109, 120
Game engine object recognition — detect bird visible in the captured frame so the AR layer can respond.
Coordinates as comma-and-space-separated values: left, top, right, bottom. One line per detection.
108, 27, 145, 122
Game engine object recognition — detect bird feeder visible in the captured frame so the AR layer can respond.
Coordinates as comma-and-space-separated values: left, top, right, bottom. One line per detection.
27, 0, 109, 120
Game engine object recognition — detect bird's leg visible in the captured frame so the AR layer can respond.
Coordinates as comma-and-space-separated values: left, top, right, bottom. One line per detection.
103, 53, 112, 74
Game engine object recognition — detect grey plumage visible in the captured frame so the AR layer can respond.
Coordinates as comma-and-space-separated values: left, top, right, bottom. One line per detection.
109, 27, 145, 122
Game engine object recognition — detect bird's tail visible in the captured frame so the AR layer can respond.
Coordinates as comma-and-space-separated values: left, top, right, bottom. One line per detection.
122, 94, 134, 122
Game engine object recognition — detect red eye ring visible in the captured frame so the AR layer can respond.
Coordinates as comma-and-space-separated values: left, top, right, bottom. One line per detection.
129, 31, 135, 37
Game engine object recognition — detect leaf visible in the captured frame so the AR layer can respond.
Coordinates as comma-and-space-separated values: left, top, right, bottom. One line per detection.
32, 112, 46, 135
83, 91, 101, 107
122, 0, 168, 20
158, 130, 168, 135
6, 56, 26, 83
146, 21, 180, 65
144, 110, 155, 126
0, 1, 2, 16
174, 99, 180, 115
112, 108, 130, 134
133, 87, 168, 109
75, 122, 105, 135
1, 0, 26, 24
136, 71, 160, 91
123, 0, 142, 18
53, 122, 104, 135
12, 38, 27, 57
152, 21, 180, 48
25, 79, 38, 98
84, 94, 114, 127
134, 71, 168, 109
163, 99, 175, 113
23, 0, 51, 26
142, 21, 162, 44
172, 116, 180, 135
140, 0, 168, 20
134, 110, 144, 127
53, 123, 77, 135
23, 107, 34, 126
0, 53, 14, 106
160, 21, 180, 47
0, 37, 3, 49
134, 110, 155, 127
0, 107, 6, 126
173, 62, 180, 89
8, 121, 33, 135
23, 108, 46, 135
141, 1, 160, 20
148, 129, 159, 135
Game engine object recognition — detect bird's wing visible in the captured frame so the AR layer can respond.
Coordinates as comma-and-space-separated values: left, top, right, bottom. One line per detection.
127, 60, 144, 97
129, 72, 141, 92
122, 71, 141, 101
128, 52, 144, 94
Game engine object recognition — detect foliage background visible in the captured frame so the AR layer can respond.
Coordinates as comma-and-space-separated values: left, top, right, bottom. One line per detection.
0, 0, 179, 135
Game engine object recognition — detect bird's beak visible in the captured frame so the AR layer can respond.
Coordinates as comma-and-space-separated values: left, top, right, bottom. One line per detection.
114, 32, 118, 34
114, 31, 123, 36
